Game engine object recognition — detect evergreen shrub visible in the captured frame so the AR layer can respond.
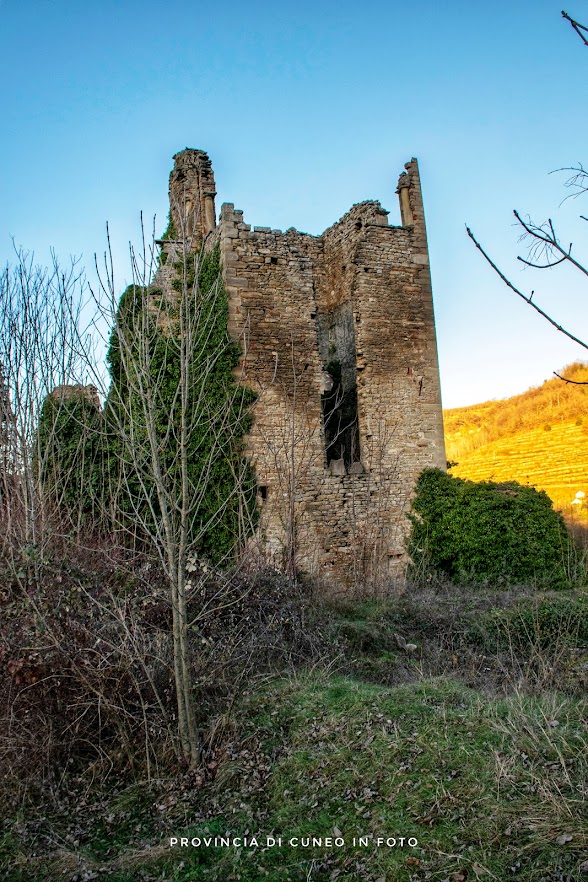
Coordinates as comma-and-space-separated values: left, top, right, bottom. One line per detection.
37, 391, 104, 521
409, 468, 573, 587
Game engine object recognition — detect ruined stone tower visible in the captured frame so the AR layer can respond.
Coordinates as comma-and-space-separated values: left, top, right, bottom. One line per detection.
157, 149, 446, 590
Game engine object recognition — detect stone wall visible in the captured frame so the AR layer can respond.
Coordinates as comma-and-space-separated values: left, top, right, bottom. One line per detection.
168, 148, 217, 245
156, 150, 446, 592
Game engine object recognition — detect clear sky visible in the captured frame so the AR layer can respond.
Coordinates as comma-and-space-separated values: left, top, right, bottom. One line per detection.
1, 0, 586, 408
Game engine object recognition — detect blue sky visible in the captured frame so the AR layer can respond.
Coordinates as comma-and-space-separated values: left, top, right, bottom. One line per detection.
1, 0, 586, 407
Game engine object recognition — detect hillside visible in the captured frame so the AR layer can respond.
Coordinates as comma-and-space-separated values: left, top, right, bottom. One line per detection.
444, 362, 588, 517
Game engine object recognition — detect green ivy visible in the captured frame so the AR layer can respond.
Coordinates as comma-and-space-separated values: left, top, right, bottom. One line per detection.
408, 468, 573, 588
37, 392, 104, 522
158, 213, 177, 266
38, 246, 257, 564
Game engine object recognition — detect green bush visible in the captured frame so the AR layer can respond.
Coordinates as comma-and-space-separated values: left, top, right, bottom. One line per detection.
37, 390, 105, 524
471, 593, 588, 651
408, 468, 573, 587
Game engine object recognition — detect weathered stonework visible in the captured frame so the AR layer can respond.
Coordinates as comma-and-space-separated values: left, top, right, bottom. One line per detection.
50, 384, 101, 410
156, 149, 446, 591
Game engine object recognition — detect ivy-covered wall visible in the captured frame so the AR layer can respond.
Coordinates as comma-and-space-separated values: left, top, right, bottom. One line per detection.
38, 246, 256, 563
37, 392, 104, 521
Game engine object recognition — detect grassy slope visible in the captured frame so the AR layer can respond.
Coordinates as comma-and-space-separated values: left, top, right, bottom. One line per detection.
444, 362, 588, 516
185, 675, 587, 882
3, 591, 587, 882
5, 677, 585, 882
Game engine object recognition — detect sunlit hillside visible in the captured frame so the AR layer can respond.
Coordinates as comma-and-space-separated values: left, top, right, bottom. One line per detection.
444, 362, 588, 519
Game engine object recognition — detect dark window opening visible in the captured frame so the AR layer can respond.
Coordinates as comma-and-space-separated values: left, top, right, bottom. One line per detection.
270, 256, 278, 265
321, 360, 360, 469
259, 485, 268, 500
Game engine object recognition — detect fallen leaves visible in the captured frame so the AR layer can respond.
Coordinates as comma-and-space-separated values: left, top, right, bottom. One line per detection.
555, 832, 573, 845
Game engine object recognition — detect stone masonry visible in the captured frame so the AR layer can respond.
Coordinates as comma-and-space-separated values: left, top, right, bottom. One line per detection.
156, 148, 446, 591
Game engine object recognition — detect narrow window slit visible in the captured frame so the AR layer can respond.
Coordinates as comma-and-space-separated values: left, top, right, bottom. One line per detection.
317, 303, 361, 472
321, 360, 360, 469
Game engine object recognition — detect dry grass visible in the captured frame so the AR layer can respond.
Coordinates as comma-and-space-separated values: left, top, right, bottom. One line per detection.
2, 581, 587, 882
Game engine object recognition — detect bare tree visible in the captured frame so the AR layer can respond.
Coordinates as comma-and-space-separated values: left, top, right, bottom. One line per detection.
467, 10, 588, 384
0, 247, 90, 563
0, 216, 257, 775
88, 213, 256, 767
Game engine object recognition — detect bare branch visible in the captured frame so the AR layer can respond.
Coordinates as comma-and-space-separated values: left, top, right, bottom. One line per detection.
551, 163, 588, 206
517, 254, 567, 270
514, 210, 588, 279
562, 10, 588, 46
466, 225, 588, 351
553, 371, 588, 385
